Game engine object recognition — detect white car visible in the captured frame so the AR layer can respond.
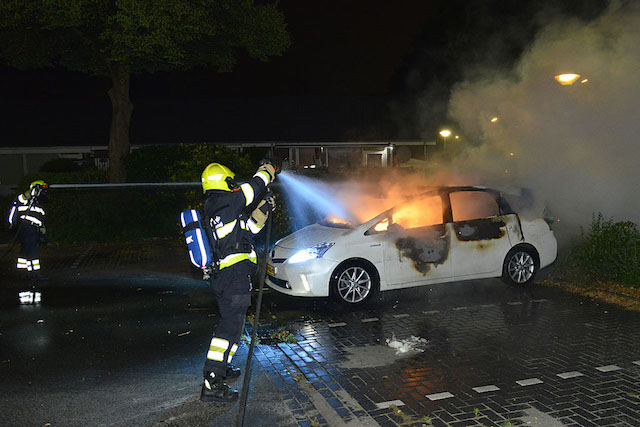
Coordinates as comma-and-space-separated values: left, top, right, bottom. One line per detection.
265, 186, 557, 305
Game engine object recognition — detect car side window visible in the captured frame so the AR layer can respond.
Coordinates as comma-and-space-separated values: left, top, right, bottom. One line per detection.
392, 195, 443, 229
450, 191, 500, 222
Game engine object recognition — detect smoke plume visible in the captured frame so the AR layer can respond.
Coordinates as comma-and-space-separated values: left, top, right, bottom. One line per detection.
444, 1, 640, 232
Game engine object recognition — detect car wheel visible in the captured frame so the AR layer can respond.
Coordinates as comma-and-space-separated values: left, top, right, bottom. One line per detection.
502, 247, 538, 286
331, 261, 379, 305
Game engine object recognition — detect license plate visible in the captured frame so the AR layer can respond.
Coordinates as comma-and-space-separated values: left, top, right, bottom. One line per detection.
266, 264, 275, 276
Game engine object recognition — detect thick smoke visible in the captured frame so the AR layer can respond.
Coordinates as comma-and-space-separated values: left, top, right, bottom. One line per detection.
445, 1, 640, 232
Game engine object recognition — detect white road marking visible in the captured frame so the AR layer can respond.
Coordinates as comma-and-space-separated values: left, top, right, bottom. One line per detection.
328, 322, 347, 328
557, 371, 584, 379
633, 361, 640, 366
472, 385, 500, 393
361, 317, 379, 323
506, 301, 523, 305
422, 310, 439, 315
426, 392, 454, 401
596, 365, 622, 372
516, 378, 543, 386
392, 314, 410, 318
375, 400, 405, 409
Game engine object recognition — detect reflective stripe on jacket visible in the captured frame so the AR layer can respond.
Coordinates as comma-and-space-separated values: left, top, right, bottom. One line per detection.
204, 171, 271, 270
8, 192, 45, 227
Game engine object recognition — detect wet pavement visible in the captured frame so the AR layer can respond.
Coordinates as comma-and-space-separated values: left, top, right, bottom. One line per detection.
1, 241, 640, 426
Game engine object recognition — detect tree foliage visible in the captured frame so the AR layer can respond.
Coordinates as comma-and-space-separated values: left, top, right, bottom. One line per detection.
125, 143, 254, 182
0, 0, 290, 182
0, 0, 290, 74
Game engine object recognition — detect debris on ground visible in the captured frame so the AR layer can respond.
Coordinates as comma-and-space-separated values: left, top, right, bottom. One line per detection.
386, 333, 428, 355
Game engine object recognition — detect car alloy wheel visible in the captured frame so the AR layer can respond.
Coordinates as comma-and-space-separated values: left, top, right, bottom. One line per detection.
336, 266, 372, 304
507, 251, 535, 284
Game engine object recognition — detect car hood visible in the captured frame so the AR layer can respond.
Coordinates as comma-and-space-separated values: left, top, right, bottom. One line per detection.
274, 223, 354, 249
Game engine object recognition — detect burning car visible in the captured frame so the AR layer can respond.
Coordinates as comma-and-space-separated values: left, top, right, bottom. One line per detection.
265, 186, 557, 305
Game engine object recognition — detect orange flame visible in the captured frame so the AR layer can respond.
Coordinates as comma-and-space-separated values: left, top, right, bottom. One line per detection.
327, 216, 349, 225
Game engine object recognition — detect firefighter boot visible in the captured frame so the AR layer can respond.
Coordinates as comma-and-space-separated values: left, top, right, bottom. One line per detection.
200, 372, 239, 403
226, 365, 241, 379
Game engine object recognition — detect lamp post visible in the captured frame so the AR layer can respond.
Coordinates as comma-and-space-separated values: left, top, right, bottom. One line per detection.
439, 129, 451, 150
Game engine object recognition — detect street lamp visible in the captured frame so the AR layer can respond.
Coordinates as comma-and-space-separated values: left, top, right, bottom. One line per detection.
439, 129, 451, 149
554, 73, 581, 86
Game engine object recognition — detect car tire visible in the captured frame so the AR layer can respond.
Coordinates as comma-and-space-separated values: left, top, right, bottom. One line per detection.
501, 246, 538, 286
330, 261, 379, 306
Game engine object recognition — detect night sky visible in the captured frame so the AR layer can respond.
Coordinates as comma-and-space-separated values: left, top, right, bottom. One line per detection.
0, 0, 607, 147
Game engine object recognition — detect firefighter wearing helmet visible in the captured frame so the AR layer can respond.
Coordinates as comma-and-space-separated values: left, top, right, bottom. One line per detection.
7, 180, 49, 286
199, 161, 276, 403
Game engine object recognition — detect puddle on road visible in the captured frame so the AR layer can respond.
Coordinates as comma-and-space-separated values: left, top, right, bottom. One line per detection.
338, 344, 412, 369
517, 406, 566, 426
0, 284, 186, 308
386, 334, 429, 355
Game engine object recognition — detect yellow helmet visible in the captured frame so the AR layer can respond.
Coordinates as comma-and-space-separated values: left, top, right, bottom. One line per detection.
30, 180, 48, 189
201, 163, 235, 193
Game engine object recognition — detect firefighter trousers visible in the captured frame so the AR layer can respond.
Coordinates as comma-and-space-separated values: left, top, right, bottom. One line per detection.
16, 223, 41, 272
203, 260, 254, 378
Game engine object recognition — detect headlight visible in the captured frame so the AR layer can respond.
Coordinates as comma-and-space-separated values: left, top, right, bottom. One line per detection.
288, 242, 335, 264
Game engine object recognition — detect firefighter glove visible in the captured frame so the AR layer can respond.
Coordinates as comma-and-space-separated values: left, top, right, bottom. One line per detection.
265, 194, 276, 212
250, 200, 270, 229
257, 164, 276, 181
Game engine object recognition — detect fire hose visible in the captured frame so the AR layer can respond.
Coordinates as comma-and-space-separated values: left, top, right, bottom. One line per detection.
236, 205, 273, 427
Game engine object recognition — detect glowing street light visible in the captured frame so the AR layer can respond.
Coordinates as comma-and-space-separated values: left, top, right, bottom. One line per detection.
581, 78, 588, 83
439, 129, 451, 149
554, 73, 581, 85
490, 117, 498, 123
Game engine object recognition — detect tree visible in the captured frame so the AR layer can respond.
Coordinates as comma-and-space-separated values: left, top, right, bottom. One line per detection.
0, 0, 290, 182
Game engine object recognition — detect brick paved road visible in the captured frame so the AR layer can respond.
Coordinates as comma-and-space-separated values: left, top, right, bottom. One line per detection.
254, 280, 640, 427
2, 242, 639, 426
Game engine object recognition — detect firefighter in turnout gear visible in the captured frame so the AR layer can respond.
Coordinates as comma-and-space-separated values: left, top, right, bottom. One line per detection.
200, 162, 276, 403
8, 180, 49, 283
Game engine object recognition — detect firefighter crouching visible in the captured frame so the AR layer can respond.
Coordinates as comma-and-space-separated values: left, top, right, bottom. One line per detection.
8, 180, 49, 283
200, 162, 276, 403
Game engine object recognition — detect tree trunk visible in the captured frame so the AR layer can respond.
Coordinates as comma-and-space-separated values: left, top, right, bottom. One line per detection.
107, 63, 134, 183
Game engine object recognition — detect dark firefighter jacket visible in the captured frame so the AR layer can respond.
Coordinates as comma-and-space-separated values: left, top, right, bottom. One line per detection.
204, 170, 272, 270
8, 191, 46, 228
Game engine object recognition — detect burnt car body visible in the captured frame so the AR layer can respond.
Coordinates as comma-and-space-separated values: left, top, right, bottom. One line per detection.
266, 186, 557, 305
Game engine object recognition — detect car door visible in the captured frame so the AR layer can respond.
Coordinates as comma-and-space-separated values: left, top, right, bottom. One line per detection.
446, 190, 516, 277
370, 193, 453, 286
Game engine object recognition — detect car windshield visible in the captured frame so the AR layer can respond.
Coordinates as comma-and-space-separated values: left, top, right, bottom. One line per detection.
318, 190, 442, 229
